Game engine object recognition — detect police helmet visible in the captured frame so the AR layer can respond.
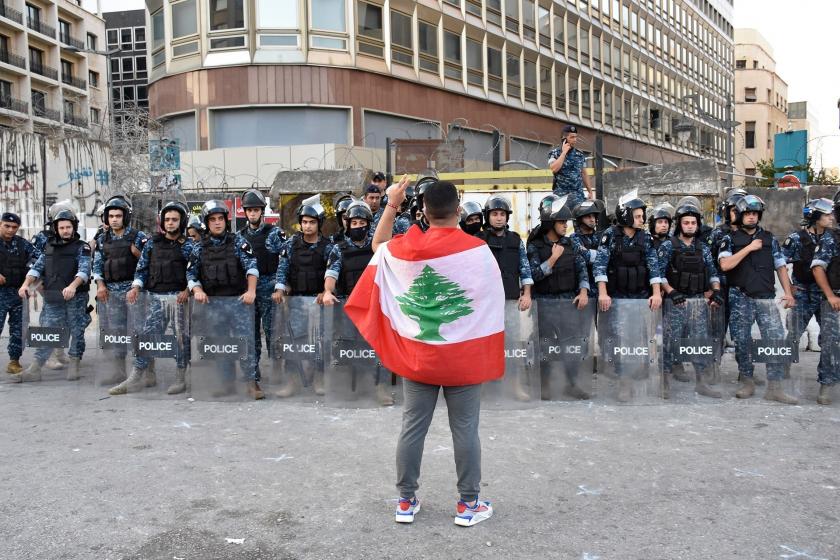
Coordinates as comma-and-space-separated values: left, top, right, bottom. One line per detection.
733, 194, 765, 225
676, 196, 702, 209
200, 199, 230, 227
160, 201, 189, 233
537, 194, 562, 222
544, 195, 572, 223
572, 199, 601, 222
297, 202, 326, 227
718, 189, 748, 224
335, 196, 355, 225
648, 202, 675, 235
345, 200, 373, 223
103, 195, 132, 227
47, 200, 73, 223
187, 213, 203, 232
51, 207, 79, 236
483, 195, 512, 223
615, 190, 647, 228
241, 189, 267, 210
459, 200, 483, 229
674, 203, 703, 235
414, 176, 438, 209
803, 198, 834, 225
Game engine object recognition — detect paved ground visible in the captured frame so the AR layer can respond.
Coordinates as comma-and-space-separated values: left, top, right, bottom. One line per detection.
0, 342, 838, 560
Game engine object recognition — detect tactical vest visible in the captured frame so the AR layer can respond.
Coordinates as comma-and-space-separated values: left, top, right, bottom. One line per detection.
240, 224, 280, 276
479, 230, 522, 300
101, 229, 139, 283
606, 228, 650, 296
337, 241, 373, 296
727, 229, 775, 298
0, 237, 29, 289
199, 235, 246, 297
652, 235, 668, 250
288, 235, 329, 296
666, 236, 709, 295
575, 231, 598, 290
530, 236, 576, 295
147, 234, 188, 293
791, 229, 816, 285
43, 239, 89, 303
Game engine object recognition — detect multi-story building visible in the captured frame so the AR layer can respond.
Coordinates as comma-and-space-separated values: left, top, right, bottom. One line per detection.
733, 27, 787, 186
103, 9, 148, 128
146, 0, 734, 185
787, 101, 815, 138
0, 0, 107, 137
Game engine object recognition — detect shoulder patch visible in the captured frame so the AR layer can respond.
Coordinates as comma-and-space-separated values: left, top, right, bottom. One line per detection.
81, 243, 92, 254
141, 237, 149, 245
720, 240, 727, 249
783, 237, 792, 247
601, 234, 609, 245
240, 241, 253, 255
815, 244, 821, 254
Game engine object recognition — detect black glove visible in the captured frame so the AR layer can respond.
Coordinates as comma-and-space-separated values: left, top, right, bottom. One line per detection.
709, 289, 724, 307
669, 291, 687, 305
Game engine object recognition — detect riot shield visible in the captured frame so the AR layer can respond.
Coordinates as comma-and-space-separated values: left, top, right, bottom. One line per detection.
124, 292, 191, 399
19, 291, 69, 384
596, 298, 662, 403
269, 295, 322, 401
730, 298, 801, 401
96, 291, 134, 389
662, 297, 726, 401
536, 299, 595, 401
814, 302, 840, 407
323, 302, 398, 408
189, 296, 256, 401
481, 301, 540, 409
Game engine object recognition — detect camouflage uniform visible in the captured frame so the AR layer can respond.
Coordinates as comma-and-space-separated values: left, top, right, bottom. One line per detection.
782, 229, 822, 345
809, 231, 840, 386
0, 236, 38, 361
548, 146, 588, 207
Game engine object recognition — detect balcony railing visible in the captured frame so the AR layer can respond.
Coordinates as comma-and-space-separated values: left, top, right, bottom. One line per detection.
61, 73, 86, 90
63, 112, 88, 128
0, 96, 28, 113
33, 105, 60, 121
60, 31, 85, 50
0, 3, 23, 24
0, 49, 26, 69
27, 17, 56, 39
30, 61, 58, 80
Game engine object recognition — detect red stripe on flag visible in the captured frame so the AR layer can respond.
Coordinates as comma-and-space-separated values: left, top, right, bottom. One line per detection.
345, 264, 505, 386
386, 225, 488, 262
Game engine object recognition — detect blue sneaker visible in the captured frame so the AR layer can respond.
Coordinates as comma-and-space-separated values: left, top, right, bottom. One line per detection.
454, 498, 493, 527
395, 497, 420, 523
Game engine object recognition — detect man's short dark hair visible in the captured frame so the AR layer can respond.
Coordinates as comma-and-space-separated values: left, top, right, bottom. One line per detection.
423, 181, 459, 220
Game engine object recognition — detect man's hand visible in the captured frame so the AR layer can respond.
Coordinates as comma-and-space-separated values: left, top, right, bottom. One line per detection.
560, 140, 572, 156
62, 285, 77, 301
385, 174, 411, 209
747, 239, 763, 252
272, 289, 285, 304
780, 293, 795, 309
193, 287, 208, 304
126, 286, 139, 305
96, 283, 109, 303
668, 291, 687, 306
598, 293, 612, 312
574, 290, 589, 310
708, 289, 725, 309
0, 273, 6, 286
18, 285, 28, 299
549, 242, 564, 265
240, 290, 256, 305
518, 293, 531, 311
648, 293, 662, 311
828, 294, 840, 312
176, 289, 189, 305
322, 291, 338, 306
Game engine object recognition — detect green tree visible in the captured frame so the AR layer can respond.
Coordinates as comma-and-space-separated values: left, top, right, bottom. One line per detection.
396, 265, 474, 341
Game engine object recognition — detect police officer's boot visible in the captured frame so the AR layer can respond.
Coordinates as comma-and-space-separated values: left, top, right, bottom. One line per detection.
66, 357, 82, 381
695, 372, 722, 398
376, 382, 395, 406
313, 370, 325, 396
99, 359, 127, 386
6, 360, 22, 375
735, 377, 755, 399
671, 363, 691, 382
167, 368, 188, 395
273, 373, 301, 398
109, 367, 146, 395
143, 368, 157, 388
12, 360, 43, 383
247, 381, 265, 400
563, 382, 590, 400
763, 381, 799, 405
45, 348, 68, 370
816, 384, 833, 406
617, 377, 633, 402
513, 374, 531, 402
540, 372, 551, 401
661, 373, 671, 400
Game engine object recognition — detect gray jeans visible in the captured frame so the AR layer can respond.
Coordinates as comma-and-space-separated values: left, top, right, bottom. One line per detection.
396, 379, 482, 502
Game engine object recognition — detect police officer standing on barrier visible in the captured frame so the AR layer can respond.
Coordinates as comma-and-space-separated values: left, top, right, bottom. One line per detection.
783, 198, 834, 353
718, 195, 797, 403
571, 200, 602, 297
527, 195, 590, 399
115, 201, 194, 395
476, 195, 533, 311
594, 191, 663, 401
272, 200, 333, 396
548, 125, 593, 207
238, 189, 285, 383
648, 202, 674, 249
1, 212, 38, 376
459, 201, 484, 236
188, 200, 263, 400
657, 202, 723, 398
17, 208, 92, 382
322, 201, 394, 406
93, 196, 147, 387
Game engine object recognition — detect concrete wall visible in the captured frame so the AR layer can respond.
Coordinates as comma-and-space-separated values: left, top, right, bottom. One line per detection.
745, 186, 840, 241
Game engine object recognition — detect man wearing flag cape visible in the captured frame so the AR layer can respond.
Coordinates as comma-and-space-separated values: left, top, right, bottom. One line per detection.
345, 176, 504, 527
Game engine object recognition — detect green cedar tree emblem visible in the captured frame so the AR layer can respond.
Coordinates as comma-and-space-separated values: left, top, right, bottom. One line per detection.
396, 265, 474, 341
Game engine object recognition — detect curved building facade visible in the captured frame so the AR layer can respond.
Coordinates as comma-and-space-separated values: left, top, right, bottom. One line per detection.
145, 0, 734, 170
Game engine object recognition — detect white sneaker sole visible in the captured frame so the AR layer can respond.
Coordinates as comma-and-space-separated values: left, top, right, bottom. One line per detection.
454, 506, 493, 527
395, 501, 420, 523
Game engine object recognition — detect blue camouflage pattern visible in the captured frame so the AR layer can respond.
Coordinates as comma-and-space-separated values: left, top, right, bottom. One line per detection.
526, 235, 590, 298
325, 237, 373, 283
593, 226, 662, 298
727, 287, 786, 381
34, 294, 91, 362
92, 227, 148, 292
548, 146, 588, 207
274, 235, 334, 292
782, 228, 822, 354
186, 232, 259, 292
810, 229, 840, 385
0, 236, 38, 360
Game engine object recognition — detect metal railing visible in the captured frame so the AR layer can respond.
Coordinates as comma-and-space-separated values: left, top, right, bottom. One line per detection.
30, 61, 58, 80
63, 112, 88, 128
0, 96, 28, 113
0, 3, 23, 24
27, 17, 56, 38
60, 31, 85, 50
0, 49, 26, 69
61, 73, 86, 90
33, 105, 60, 121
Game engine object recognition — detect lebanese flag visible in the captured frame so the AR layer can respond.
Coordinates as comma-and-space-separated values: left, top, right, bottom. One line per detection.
345, 225, 505, 386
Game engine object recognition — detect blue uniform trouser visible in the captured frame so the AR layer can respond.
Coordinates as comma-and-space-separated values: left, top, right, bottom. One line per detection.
102, 285, 131, 359
788, 283, 821, 343
253, 279, 275, 381
553, 187, 586, 208
133, 292, 190, 370
0, 287, 23, 360
34, 293, 91, 362
817, 295, 840, 386
663, 296, 715, 375
728, 287, 785, 381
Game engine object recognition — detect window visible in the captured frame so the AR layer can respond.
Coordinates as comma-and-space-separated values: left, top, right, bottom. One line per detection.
735, 59, 745, 69
745, 121, 755, 149
538, 4, 550, 47
61, 60, 73, 80
210, 36, 246, 49
151, 10, 165, 50
466, 38, 482, 86
524, 58, 537, 103
136, 56, 147, 78
0, 80, 11, 103
90, 107, 100, 124
26, 3, 40, 26
122, 57, 134, 78
88, 70, 99, 88
553, 14, 564, 53
134, 28, 146, 49
137, 85, 148, 100
121, 28, 132, 49
744, 87, 756, 102
172, 0, 198, 38
28, 46, 43, 69
505, 0, 518, 33
31, 90, 46, 115
356, 2, 383, 57
111, 86, 120, 104
487, 46, 502, 92
555, 66, 566, 113
568, 70, 579, 116
443, 30, 461, 79
767, 88, 771, 102
539, 63, 551, 106
522, 0, 536, 41
506, 52, 520, 98
86, 33, 97, 51
110, 57, 120, 78
123, 86, 135, 103
391, 11, 412, 66
579, 26, 589, 66
209, 0, 244, 30
107, 29, 118, 46
173, 42, 200, 56
63, 98, 75, 117
312, 0, 346, 32
567, 19, 577, 61
258, 0, 298, 28
418, 21, 437, 73
487, 0, 502, 25
59, 20, 71, 42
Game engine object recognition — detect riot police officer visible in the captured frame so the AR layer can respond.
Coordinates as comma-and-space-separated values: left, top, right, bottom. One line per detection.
238, 189, 285, 383
0, 212, 38, 376
188, 200, 262, 399
648, 202, 674, 248
114, 201, 194, 395
93, 196, 147, 386
331, 195, 354, 244
718, 195, 797, 404
459, 201, 484, 236
17, 208, 92, 382
476, 195, 533, 310
365, 185, 384, 234
571, 200, 602, 296
657, 203, 723, 398
186, 214, 203, 243
409, 177, 437, 233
